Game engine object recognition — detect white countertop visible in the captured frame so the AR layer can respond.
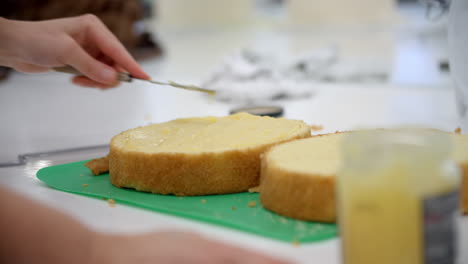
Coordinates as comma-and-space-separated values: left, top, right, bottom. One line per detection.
1, 18, 467, 263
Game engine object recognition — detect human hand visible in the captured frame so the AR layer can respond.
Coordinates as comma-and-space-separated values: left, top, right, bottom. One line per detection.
91, 231, 292, 264
0, 15, 149, 89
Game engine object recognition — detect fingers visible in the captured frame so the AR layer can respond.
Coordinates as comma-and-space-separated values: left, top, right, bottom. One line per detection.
79, 14, 150, 80
12, 62, 50, 73
72, 75, 119, 89
60, 36, 118, 85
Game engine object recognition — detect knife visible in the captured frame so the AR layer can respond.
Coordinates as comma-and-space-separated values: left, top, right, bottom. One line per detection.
53, 66, 216, 95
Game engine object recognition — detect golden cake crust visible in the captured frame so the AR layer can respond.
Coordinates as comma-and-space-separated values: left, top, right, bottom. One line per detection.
259, 158, 335, 222
111, 137, 306, 195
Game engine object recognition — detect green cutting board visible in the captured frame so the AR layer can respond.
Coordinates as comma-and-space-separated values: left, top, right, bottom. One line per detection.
37, 160, 337, 243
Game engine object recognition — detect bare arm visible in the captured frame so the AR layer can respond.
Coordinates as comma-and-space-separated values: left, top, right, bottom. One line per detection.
0, 186, 290, 264
0, 186, 94, 264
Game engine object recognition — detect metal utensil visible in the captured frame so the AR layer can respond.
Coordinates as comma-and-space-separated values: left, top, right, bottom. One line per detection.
53, 66, 216, 95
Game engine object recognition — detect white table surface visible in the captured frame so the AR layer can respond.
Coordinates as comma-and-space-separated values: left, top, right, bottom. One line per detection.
1, 19, 467, 263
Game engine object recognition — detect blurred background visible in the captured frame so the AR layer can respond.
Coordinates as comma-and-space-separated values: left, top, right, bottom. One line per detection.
0, 0, 456, 164
0, 0, 450, 85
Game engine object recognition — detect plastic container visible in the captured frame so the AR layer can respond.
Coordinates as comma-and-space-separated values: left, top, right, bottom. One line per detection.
337, 129, 460, 264
448, 0, 468, 132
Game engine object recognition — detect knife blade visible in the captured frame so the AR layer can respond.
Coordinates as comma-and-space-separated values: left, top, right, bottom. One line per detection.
53, 66, 216, 95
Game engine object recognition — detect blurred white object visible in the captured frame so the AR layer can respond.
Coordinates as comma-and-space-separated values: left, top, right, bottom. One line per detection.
203, 48, 388, 103
448, 0, 468, 132
154, 0, 253, 29
202, 50, 312, 103
287, 0, 397, 26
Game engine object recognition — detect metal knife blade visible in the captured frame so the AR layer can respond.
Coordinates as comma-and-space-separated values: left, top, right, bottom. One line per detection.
53, 66, 216, 95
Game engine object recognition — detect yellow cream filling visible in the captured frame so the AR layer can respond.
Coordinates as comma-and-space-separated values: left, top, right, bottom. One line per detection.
114, 113, 308, 153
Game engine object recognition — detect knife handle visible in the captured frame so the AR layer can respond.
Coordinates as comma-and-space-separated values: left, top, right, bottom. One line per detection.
53, 66, 132, 82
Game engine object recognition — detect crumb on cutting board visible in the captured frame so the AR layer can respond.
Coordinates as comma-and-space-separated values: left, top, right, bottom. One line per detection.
248, 201, 257, 207
82, 184, 89, 187
85, 156, 109, 176
231, 206, 237, 211
201, 199, 207, 204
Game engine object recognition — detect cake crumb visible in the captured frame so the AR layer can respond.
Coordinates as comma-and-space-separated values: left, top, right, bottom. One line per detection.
292, 240, 300, 247
108, 199, 116, 207
85, 156, 109, 176
79, 174, 84, 177
101, 197, 107, 200
310, 124, 323, 131
455, 127, 462, 134
231, 206, 237, 211
248, 201, 257, 207
82, 184, 89, 187
201, 199, 207, 204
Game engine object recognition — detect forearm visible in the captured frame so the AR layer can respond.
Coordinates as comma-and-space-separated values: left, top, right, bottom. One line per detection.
0, 17, 21, 67
0, 186, 95, 264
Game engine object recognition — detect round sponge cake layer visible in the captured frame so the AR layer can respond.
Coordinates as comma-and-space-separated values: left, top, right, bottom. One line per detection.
260, 133, 342, 222
260, 131, 468, 222
109, 113, 311, 196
